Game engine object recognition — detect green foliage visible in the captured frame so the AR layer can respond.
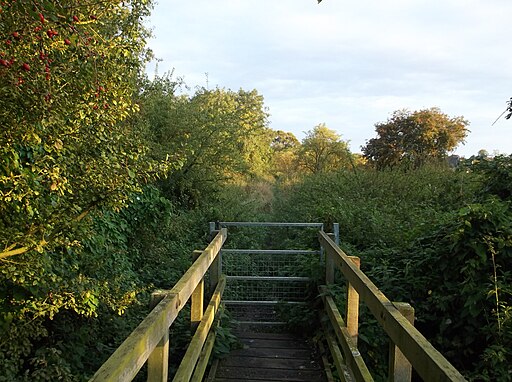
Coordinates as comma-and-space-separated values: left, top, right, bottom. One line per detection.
0, 0, 156, 259
407, 197, 512, 380
271, 130, 300, 183
274, 161, 512, 379
274, 163, 469, 250
363, 108, 469, 169
212, 308, 242, 359
139, 76, 272, 207
298, 123, 352, 174
460, 154, 512, 201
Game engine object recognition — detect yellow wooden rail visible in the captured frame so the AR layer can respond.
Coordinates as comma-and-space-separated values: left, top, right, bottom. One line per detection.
88, 224, 468, 382
89, 228, 227, 382
319, 231, 467, 382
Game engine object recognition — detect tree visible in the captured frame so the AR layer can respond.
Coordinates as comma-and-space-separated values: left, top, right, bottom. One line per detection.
0, 1, 155, 260
271, 130, 300, 151
362, 108, 469, 169
139, 80, 272, 206
0, 2, 157, 378
298, 123, 352, 174
270, 130, 300, 181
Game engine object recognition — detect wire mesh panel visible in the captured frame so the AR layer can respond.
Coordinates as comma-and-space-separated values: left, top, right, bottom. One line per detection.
222, 250, 318, 278
210, 222, 328, 326
223, 278, 310, 302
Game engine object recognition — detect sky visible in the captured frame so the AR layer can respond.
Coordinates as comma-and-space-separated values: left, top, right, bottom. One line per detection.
145, 0, 512, 156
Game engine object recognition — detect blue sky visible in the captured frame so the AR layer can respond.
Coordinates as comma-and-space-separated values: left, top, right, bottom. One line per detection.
145, 0, 512, 156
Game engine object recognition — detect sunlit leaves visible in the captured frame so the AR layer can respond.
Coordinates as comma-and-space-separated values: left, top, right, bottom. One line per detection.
362, 108, 469, 169
139, 78, 272, 206
0, 0, 155, 257
298, 123, 352, 174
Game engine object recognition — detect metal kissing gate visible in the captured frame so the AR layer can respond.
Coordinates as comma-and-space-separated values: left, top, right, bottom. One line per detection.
209, 221, 339, 326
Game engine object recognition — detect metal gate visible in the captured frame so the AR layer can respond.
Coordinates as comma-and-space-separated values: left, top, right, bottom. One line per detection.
209, 222, 339, 326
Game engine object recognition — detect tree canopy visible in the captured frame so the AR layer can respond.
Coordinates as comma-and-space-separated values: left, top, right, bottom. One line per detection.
298, 123, 352, 174
362, 108, 469, 169
139, 77, 272, 205
0, 0, 155, 260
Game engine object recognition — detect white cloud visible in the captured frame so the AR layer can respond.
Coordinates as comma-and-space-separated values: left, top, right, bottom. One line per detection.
146, 0, 512, 156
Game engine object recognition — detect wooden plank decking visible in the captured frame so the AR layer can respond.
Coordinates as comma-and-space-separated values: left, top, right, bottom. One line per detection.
209, 330, 327, 382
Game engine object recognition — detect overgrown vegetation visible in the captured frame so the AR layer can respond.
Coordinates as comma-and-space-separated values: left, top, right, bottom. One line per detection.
273, 158, 512, 381
1, 2, 510, 381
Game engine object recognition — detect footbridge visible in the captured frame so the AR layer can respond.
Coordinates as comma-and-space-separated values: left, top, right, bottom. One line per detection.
89, 222, 467, 382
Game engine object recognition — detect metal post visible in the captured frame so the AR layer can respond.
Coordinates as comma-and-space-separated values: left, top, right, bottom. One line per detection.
333, 222, 340, 245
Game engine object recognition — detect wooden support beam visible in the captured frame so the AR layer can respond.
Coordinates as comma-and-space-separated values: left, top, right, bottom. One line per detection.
346, 256, 360, 345
389, 303, 414, 382
190, 323, 218, 382
319, 231, 467, 382
319, 286, 373, 382
173, 276, 226, 382
209, 252, 221, 294
191, 250, 205, 329
321, 319, 354, 382
326, 254, 335, 284
318, 338, 337, 382
89, 229, 227, 382
147, 291, 171, 382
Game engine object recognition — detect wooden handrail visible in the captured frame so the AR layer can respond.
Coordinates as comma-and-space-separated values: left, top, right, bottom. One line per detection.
89, 228, 227, 382
319, 231, 467, 382
173, 275, 226, 381
319, 285, 373, 382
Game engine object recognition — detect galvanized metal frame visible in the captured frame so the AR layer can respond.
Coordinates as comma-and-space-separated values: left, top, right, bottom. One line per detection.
212, 221, 329, 325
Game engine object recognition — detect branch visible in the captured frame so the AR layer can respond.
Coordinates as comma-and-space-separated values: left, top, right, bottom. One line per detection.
0, 246, 30, 260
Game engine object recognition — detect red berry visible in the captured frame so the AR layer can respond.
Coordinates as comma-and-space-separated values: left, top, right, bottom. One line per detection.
93, 105, 98, 110
22, 63, 30, 71
0, 59, 8, 67
5, 40, 11, 45
72, 15, 79, 22
39, 13, 45, 23
46, 30, 58, 38
12, 31, 19, 38
90, 14, 97, 20
64, 39, 71, 45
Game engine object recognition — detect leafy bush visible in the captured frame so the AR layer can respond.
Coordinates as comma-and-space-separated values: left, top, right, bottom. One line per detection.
273, 162, 511, 379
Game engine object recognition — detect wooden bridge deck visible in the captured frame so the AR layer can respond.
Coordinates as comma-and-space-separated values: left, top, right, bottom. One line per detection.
209, 330, 327, 382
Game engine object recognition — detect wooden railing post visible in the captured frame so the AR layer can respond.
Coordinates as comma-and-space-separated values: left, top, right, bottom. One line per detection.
346, 256, 360, 345
389, 302, 414, 382
147, 290, 170, 382
191, 250, 204, 329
